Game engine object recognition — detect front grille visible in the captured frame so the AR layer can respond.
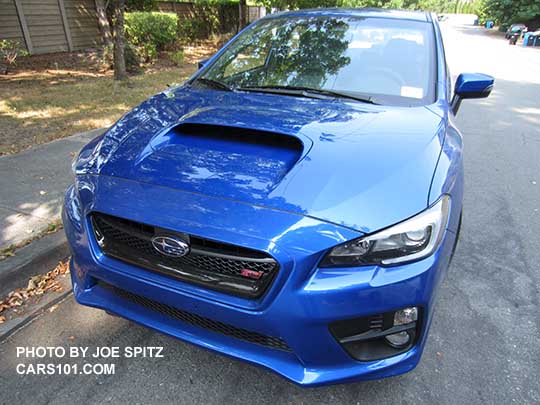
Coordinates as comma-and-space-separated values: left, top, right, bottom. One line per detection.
91, 213, 279, 299
99, 281, 291, 352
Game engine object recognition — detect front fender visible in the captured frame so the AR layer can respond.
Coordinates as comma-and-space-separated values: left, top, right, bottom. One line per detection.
429, 123, 464, 234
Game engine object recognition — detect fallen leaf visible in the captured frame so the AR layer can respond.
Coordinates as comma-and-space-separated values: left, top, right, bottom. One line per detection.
28, 276, 40, 290
0, 260, 70, 316
11, 292, 23, 300
48, 304, 59, 313
0, 316, 5, 324
39, 190, 47, 195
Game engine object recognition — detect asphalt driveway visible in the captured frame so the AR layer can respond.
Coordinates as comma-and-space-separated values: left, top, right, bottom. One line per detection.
1, 22, 539, 404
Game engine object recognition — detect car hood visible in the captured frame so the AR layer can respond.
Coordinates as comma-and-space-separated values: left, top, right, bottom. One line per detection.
80, 87, 445, 233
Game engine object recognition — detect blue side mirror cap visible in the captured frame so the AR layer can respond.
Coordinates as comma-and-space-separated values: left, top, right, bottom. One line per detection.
455, 73, 494, 99
452, 73, 494, 115
198, 58, 210, 70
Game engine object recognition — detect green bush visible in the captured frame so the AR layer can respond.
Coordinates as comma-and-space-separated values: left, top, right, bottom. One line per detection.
178, 19, 207, 41
125, 12, 179, 51
169, 49, 184, 66
0, 39, 28, 74
138, 43, 158, 63
102, 43, 141, 72
126, 0, 156, 12
125, 43, 142, 70
176, 3, 238, 42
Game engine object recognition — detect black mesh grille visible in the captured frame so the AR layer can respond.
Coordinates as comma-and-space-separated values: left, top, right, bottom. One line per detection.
91, 213, 279, 299
99, 281, 291, 352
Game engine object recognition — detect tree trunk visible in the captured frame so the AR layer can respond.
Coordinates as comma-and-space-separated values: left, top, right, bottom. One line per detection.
238, 0, 247, 32
113, 0, 127, 81
95, 0, 112, 47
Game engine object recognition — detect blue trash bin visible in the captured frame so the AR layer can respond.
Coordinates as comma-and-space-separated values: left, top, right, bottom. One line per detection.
485, 21, 494, 29
523, 32, 531, 46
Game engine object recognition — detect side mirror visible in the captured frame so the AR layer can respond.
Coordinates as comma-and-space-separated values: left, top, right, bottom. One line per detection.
451, 73, 494, 115
198, 58, 210, 70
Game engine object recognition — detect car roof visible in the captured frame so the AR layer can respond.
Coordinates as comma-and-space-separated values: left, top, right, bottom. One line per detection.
264, 8, 431, 23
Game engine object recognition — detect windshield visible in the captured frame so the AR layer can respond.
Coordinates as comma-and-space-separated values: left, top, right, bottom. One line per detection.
198, 16, 436, 106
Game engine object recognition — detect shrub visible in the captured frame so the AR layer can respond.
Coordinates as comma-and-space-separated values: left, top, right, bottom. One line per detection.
0, 40, 28, 74
169, 49, 184, 66
102, 43, 141, 72
125, 44, 141, 71
125, 12, 178, 51
176, 3, 237, 42
138, 43, 158, 63
125, 0, 156, 12
178, 19, 207, 41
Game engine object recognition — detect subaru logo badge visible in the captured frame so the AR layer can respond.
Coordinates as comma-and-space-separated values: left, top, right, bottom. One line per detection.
151, 235, 190, 257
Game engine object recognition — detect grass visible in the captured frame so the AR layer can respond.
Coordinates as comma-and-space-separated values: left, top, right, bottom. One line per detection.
0, 43, 219, 156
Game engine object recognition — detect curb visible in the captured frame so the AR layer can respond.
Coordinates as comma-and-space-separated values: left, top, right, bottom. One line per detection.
0, 287, 72, 343
0, 230, 72, 341
0, 231, 69, 298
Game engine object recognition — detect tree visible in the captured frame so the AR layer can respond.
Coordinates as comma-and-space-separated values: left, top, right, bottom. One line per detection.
239, 0, 247, 31
113, 0, 127, 81
254, 0, 477, 14
125, 0, 156, 11
95, 0, 113, 47
481, 0, 540, 27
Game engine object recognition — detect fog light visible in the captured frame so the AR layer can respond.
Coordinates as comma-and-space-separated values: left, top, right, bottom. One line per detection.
384, 331, 411, 348
394, 307, 418, 326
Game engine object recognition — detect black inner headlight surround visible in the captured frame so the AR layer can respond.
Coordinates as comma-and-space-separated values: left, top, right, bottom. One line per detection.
320, 195, 450, 267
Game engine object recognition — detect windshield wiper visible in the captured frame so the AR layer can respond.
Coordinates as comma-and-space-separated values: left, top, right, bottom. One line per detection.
238, 85, 379, 105
193, 77, 233, 92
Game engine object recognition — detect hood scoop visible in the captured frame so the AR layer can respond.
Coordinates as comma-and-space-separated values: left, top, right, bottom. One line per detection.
133, 123, 305, 201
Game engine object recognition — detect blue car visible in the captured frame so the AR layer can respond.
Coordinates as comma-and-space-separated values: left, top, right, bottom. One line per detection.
63, 8, 494, 386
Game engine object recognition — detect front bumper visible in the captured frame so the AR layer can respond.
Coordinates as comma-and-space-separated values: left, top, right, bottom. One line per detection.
63, 175, 458, 386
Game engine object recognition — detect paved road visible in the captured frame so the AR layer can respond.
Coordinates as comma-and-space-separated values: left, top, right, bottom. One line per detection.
1, 23, 539, 404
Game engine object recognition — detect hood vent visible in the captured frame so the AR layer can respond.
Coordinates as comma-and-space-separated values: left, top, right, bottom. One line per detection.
143, 123, 305, 198
168, 123, 304, 153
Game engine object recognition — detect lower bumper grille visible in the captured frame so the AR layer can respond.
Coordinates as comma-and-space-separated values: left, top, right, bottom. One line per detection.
91, 213, 279, 298
99, 281, 291, 352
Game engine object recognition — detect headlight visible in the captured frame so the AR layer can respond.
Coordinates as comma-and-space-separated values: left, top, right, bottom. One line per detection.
320, 195, 451, 267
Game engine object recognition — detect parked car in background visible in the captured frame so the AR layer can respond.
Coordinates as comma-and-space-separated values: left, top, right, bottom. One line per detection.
505, 23, 528, 39
64, 8, 494, 386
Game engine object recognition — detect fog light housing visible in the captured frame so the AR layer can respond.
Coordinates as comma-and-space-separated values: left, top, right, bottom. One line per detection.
330, 306, 421, 361
394, 307, 418, 326
385, 331, 411, 349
